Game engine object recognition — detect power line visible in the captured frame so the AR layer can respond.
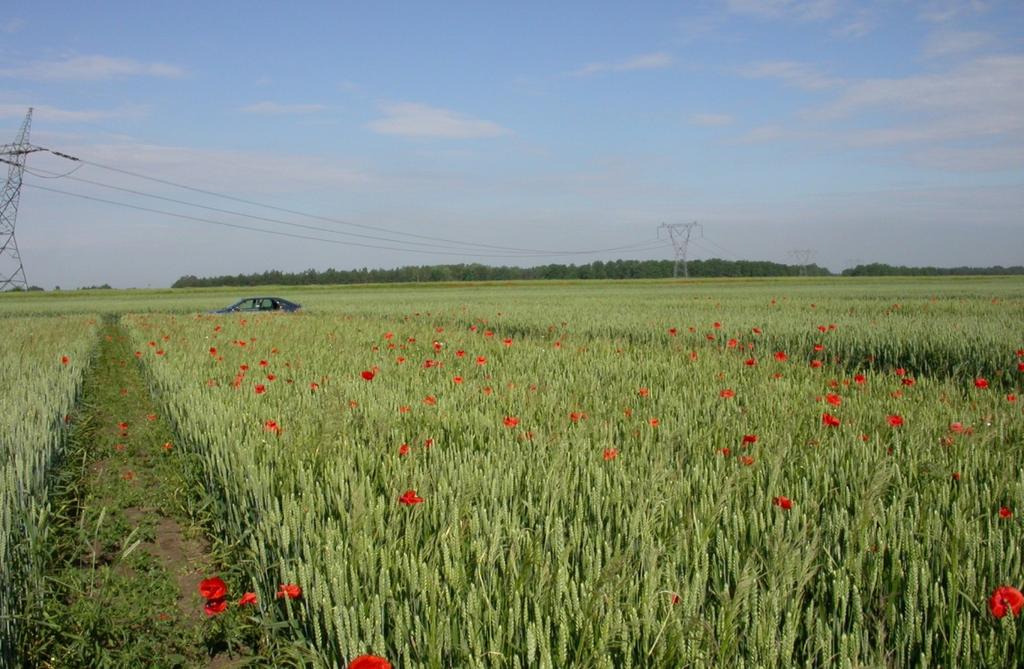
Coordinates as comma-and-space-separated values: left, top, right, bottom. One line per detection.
44, 150, 664, 257
22, 164, 667, 257
24, 182, 671, 259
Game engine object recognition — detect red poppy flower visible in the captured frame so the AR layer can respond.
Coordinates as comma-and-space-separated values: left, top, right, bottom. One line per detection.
752, 327, 763, 335
712, 321, 722, 329
569, 411, 587, 422
1018, 362, 1024, 372
950, 422, 964, 433
773, 496, 793, 510
264, 419, 281, 434
254, 384, 266, 395
603, 448, 618, 461
727, 338, 738, 348
482, 386, 493, 396
199, 577, 228, 601
853, 374, 866, 385
423, 395, 437, 406
502, 338, 513, 347
744, 358, 757, 366
887, 415, 903, 427
975, 378, 989, 389
822, 413, 841, 428
1000, 506, 1013, 519
668, 327, 678, 336
395, 356, 406, 364
476, 356, 487, 366
266, 373, 277, 382
310, 382, 319, 392
361, 370, 375, 381
774, 351, 788, 362
719, 447, 731, 457
742, 434, 758, 445
276, 583, 302, 600
238, 592, 258, 606
399, 489, 424, 506
810, 360, 823, 369
349, 656, 393, 669
638, 387, 650, 397
648, 418, 660, 427
240, 364, 250, 372
989, 586, 1024, 619
503, 416, 519, 428
424, 438, 435, 448
163, 441, 173, 451
739, 455, 755, 466
455, 349, 466, 358
204, 598, 228, 617
825, 394, 841, 406
951, 472, 960, 481
1008, 394, 1018, 403
813, 344, 824, 352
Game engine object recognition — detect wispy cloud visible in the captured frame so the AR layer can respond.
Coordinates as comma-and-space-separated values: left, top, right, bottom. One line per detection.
724, 0, 839, 21
239, 101, 327, 115
0, 102, 147, 123
740, 60, 843, 90
918, 0, 991, 23
922, 30, 995, 58
0, 18, 25, 33
367, 102, 510, 139
570, 52, 674, 77
0, 55, 185, 81
690, 113, 735, 127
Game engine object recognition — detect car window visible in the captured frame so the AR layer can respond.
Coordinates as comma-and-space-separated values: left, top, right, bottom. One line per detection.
238, 299, 258, 311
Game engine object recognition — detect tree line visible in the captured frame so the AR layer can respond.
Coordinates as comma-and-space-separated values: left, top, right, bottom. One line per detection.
171, 259, 1024, 288
171, 258, 831, 288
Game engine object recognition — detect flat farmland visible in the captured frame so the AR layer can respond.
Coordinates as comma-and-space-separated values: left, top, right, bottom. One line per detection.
1, 277, 1022, 668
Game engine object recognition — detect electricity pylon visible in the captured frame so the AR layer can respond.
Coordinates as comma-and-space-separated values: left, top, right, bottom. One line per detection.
0, 108, 43, 291
788, 248, 816, 277
659, 222, 703, 278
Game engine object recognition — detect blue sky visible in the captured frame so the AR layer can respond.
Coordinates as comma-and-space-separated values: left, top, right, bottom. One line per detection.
1, 0, 1022, 288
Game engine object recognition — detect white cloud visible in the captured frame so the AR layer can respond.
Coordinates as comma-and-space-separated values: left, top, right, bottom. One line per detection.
0, 103, 147, 123
367, 103, 510, 139
811, 56, 1024, 124
690, 113, 735, 126
239, 102, 327, 115
0, 55, 185, 81
0, 18, 25, 33
740, 60, 843, 90
570, 52, 674, 77
725, 0, 839, 21
922, 30, 995, 58
918, 0, 991, 23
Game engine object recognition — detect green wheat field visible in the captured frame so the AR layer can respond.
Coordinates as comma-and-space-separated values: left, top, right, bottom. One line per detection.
2, 276, 1022, 668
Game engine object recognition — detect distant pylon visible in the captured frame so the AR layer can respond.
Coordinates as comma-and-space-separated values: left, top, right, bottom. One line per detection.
788, 248, 816, 277
659, 222, 703, 278
0, 108, 43, 291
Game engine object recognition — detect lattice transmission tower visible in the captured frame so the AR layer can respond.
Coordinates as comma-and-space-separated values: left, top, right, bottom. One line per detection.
788, 248, 816, 277
0, 108, 43, 291
659, 222, 703, 278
